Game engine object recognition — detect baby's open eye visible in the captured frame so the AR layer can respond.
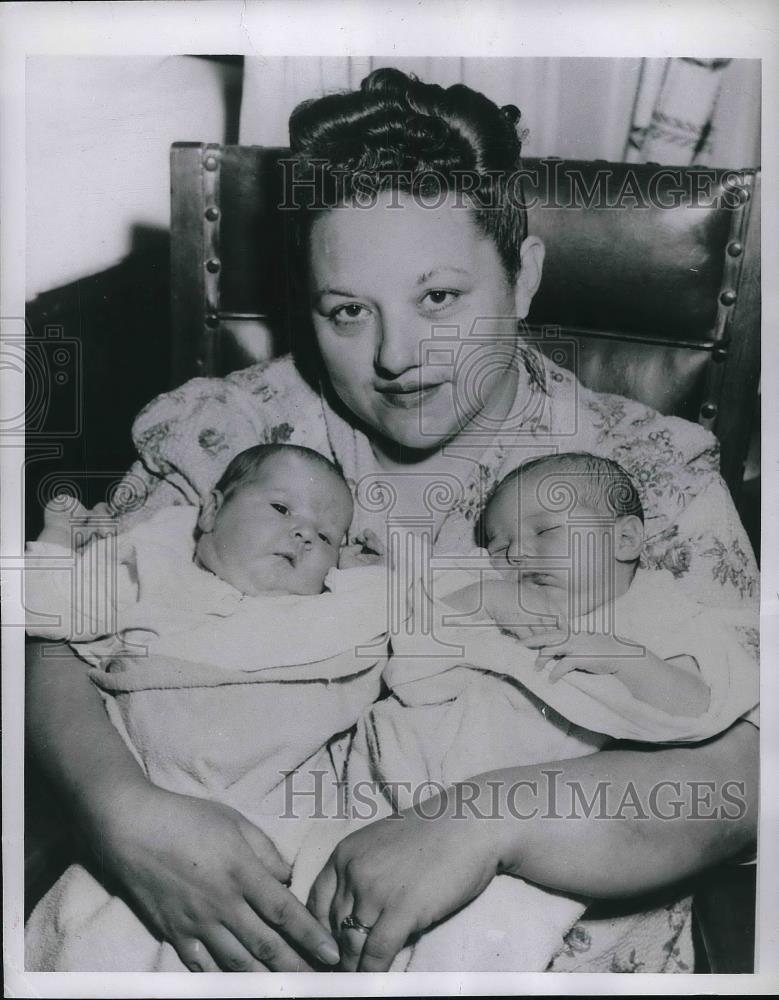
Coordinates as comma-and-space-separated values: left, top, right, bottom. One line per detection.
271, 502, 289, 515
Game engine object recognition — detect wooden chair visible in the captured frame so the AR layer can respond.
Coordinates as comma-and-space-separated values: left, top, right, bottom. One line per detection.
169, 144, 761, 972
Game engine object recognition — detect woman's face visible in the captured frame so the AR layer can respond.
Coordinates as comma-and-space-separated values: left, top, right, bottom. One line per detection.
308, 191, 543, 453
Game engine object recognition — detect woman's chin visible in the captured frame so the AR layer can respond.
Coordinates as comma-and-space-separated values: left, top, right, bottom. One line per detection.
374, 419, 462, 455
370, 401, 476, 453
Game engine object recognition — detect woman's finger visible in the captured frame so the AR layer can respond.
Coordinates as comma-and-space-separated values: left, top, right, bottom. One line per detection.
328, 865, 354, 941
173, 937, 221, 973
307, 860, 338, 933
243, 869, 341, 968
201, 923, 276, 972
238, 818, 292, 884
334, 893, 383, 973
224, 900, 318, 971
357, 908, 415, 973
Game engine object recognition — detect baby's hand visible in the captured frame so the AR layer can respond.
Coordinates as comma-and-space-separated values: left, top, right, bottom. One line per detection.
36, 494, 92, 548
339, 529, 386, 569
520, 630, 710, 716
520, 629, 655, 683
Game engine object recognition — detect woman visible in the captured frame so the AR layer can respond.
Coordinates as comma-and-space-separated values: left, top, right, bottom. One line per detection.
26, 67, 758, 974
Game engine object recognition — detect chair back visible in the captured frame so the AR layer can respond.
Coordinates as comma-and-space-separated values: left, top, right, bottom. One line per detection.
170, 144, 760, 501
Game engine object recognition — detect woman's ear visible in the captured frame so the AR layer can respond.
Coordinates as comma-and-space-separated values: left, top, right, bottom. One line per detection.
197, 489, 224, 534
513, 236, 545, 320
614, 514, 644, 564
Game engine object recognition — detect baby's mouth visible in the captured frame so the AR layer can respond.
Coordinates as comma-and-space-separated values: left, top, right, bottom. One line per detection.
519, 569, 562, 586
274, 550, 298, 568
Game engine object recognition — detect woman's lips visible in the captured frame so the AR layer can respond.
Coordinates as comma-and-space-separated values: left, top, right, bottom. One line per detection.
375, 382, 444, 409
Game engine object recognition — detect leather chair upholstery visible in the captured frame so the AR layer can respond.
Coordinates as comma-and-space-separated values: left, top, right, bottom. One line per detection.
170, 145, 760, 505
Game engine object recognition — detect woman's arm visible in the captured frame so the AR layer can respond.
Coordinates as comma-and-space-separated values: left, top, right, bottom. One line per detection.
309, 719, 757, 971
26, 640, 341, 971
491, 720, 757, 895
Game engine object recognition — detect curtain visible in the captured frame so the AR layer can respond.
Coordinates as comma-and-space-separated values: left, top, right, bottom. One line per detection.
238, 56, 759, 168
626, 58, 760, 166
238, 56, 642, 160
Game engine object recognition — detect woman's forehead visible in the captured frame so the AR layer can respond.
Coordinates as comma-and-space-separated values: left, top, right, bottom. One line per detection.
308, 191, 502, 287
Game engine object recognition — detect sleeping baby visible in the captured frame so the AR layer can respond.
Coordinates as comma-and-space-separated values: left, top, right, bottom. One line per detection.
340, 452, 759, 972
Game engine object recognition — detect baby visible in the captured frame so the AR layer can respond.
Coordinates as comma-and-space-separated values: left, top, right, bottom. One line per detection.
24, 444, 392, 973
28, 443, 363, 624
339, 452, 759, 971
477, 451, 711, 716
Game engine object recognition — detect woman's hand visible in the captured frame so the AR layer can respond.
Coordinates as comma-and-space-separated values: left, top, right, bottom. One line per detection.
102, 782, 342, 972
307, 787, 502, 972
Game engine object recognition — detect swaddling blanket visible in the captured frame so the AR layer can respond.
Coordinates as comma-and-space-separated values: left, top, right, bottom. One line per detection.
338, 565, 759, 972
25, 510, 391, 972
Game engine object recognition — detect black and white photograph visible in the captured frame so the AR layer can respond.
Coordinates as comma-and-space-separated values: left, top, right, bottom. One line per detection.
2, 1, 778, 995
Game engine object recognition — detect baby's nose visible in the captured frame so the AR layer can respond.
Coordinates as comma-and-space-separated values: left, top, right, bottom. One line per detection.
291, 522, 314, 547
506, 538, 525, 565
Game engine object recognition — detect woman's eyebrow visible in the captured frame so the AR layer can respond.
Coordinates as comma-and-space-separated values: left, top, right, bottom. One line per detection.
416, 266, 470, 285
313, 286, 358, 300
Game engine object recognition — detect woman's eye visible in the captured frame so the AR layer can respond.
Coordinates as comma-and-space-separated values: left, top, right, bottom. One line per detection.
422, 289, 460, 311
271, 503, 289, 515
537, 525, 561, 535
330, 303, 370, 325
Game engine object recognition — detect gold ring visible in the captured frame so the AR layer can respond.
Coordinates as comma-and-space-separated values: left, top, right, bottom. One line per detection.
341, 914, 373, 935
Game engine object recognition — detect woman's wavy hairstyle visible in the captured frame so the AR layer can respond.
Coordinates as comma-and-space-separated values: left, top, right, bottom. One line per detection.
287, 67, 528, 283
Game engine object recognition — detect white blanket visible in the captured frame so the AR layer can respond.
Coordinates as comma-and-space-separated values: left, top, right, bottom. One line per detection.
25, 534, 391, 972
333, 565, 759, 972
25, 555, 757, 972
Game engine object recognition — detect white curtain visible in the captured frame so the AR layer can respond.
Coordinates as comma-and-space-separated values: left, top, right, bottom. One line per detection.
238, 56, 759, 168
626, 58, 760, 166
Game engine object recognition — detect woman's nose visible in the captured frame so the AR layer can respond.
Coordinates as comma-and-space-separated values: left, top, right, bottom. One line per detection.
375, 312, 422, 378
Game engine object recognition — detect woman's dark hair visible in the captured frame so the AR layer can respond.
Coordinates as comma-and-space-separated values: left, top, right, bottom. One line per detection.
288, 67, 528, 283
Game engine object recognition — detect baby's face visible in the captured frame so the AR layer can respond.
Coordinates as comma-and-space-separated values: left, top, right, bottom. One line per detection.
484, 470, 626, 617
196, 452, 353, 596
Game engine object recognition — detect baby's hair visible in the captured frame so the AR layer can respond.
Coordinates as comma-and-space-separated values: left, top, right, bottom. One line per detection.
288, 66, 528, 284
213, 443, 351, 503
494, 452, 645, 522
